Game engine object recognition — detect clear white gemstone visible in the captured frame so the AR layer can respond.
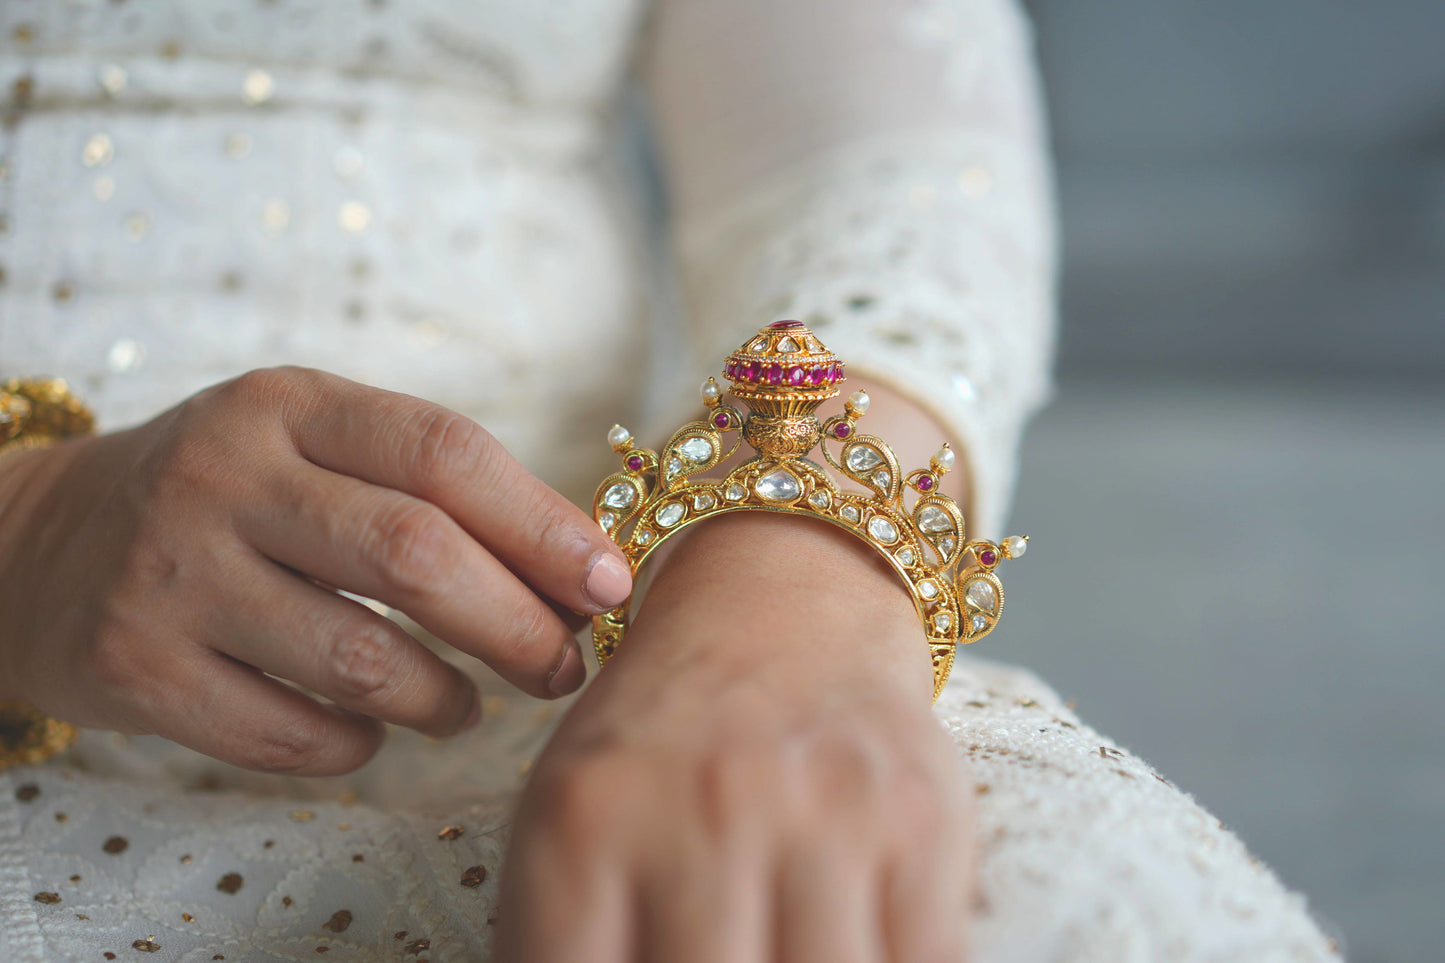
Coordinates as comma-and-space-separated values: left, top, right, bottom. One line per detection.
636, 528, 655, 545
810, 491, 831, 509
896, 547, 915, 566
656, 503, 685, 528
751, 338, 768, 351
1004, 535, 1028, 558
845, 445, 883, 472
867, 516, 899, 543
693, 493, 715, 511
777, 336, 799, 353
918, 579, 939, 600
918, 506, 952, 533
848, 390, 871, 413
938, 535, 956, 556
932, 445, 956, 471
933, 612, 952, 632
726, 484, 747, 501
755, 469, 802, 501
841, 505, 860, 523
873, 470, 891, 488
701, 379, 722, 402
602, 482, 636, 509
966, 580, 998, 612
666, 456, 683, 477
678, 437, 714, 463
598, 511, 615, 531
607, 424, 633, 449
971, 613, 990, 633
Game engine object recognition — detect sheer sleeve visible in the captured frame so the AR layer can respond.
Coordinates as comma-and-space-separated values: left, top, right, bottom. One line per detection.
641, 0, 1057, 538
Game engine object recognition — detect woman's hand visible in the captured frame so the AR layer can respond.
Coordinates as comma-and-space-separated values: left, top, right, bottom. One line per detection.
497, 514, 974, 962
0, 367, 631, 774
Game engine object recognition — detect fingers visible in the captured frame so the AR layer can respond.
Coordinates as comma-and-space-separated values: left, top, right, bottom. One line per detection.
494, 848, 632, 963
209, 555, 480, 736
882, 853, 973, 963
776, 845, 884, 963
135, 648, 386, 776
639, 847, 769, 963
273, 369, 632, 616
237, 462, 586, 698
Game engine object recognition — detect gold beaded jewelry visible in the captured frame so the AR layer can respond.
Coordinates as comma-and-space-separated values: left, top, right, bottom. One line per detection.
0, 377, 94, 770
591, 322, 1029, 702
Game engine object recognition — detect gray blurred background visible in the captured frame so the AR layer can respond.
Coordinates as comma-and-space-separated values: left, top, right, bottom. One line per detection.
1007, 2, 1444, 960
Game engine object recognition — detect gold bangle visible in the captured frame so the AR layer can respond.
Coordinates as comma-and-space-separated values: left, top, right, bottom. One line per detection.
0, 704, 79, 770
590, 321, 1029, 703
1, 377, 96, 455
0, 377, 94, 769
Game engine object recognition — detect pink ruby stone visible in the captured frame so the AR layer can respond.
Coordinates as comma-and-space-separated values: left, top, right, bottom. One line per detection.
917, 475, 935, 491
808, 367, 827, 385
769, 319, 805, 329
740, 362, 756, 380
979, 549, 998, 566
626, 454, 644, 472
787, 366, 806, 386
833, 422, 852, 439
767, 364, 783, 385
713, 412, 730, 428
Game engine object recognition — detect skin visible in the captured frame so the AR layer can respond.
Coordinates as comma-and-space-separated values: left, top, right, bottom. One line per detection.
0, 369, 975, 957
495, 382, 977, 961
0, 367, 632, 773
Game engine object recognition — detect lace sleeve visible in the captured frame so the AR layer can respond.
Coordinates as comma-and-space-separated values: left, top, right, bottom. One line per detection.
641, 0, 1057, 537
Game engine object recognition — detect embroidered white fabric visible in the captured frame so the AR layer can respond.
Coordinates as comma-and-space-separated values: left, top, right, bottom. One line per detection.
0, 0, 1334, 959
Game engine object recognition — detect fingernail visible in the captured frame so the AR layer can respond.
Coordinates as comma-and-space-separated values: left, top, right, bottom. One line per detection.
547, 645, 585, 696
583, 552, 632, 611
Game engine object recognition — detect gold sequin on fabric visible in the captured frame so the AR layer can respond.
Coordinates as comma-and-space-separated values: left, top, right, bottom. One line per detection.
404, 939, 431, 955
289, 808, 315, 822
98, 64, 127, 96
82, 134, 114, 168
15, 783, 38, 802
102, 836, 128, 855
262, 199, 291, 234
132, 937, 161, 952
437, 825, 464, 841
34, 892, 61, 904
460, 865, 487, 888
242, 69, 274, 105
323, 910, 353, 933
338, 201, 371, 233
216, 873, 244, 894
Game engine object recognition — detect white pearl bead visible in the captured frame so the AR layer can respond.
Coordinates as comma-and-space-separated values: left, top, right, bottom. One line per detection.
701, 378, 722, 402
848, 390, 870, 413
607, 424, 633, 449
1004, 535, 1027, 558
932, 445, 956, 471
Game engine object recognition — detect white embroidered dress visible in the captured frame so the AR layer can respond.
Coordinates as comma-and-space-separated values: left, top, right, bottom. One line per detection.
0, 1, 1333, 960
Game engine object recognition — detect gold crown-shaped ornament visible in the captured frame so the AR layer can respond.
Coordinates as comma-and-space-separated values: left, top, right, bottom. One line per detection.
591, 320, 1028, 702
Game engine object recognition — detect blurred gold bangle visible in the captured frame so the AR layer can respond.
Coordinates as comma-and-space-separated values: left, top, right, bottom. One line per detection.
0, 377, 97, 455
0, 378, 93, 769
0, 704, 78, 770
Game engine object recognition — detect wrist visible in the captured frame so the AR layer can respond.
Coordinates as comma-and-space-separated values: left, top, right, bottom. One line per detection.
626, 511, 934, 701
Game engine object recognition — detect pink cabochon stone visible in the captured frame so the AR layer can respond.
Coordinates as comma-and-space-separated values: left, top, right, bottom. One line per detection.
787, 366, 806, 386
626, 454, 644, 471
767, 365, 783, 386
713, 411, 730, 428
769, 320, 804, 329
917, 475, 935, 491
979, 549, 998, 566
833, 422, 852, 439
